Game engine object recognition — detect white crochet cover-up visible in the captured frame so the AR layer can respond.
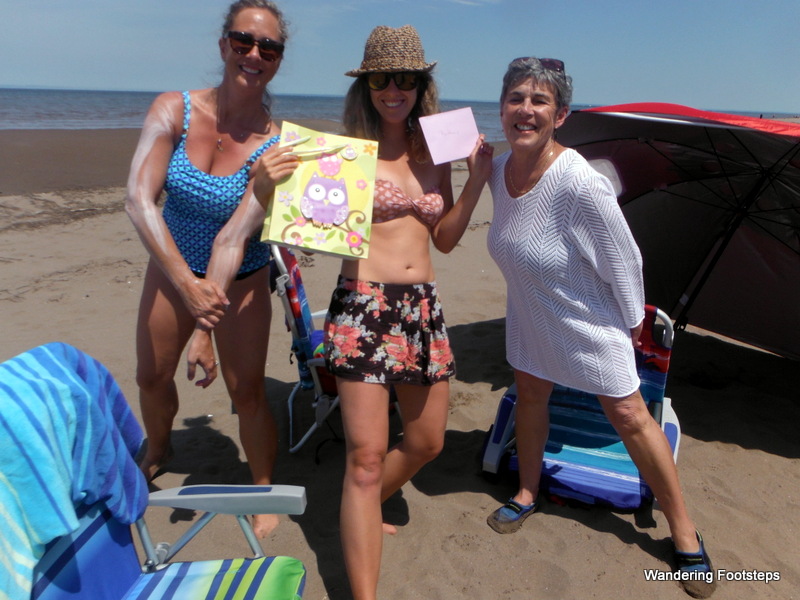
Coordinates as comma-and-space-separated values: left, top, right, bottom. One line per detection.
487, 149, 645, 398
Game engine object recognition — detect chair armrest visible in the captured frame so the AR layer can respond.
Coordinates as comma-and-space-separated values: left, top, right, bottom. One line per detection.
148, 484, 306, 515
660, 397, 681, 462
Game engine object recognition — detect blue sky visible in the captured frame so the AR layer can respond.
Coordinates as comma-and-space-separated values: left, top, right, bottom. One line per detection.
1, 0, 797, 113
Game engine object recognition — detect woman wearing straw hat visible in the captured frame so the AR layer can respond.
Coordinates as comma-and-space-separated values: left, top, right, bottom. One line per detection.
323, 24, 493, 600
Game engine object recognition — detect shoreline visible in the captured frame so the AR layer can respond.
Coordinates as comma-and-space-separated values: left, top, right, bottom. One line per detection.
0, 124, 510, 199
0, 120, 344, 196
6, 109, 799, 195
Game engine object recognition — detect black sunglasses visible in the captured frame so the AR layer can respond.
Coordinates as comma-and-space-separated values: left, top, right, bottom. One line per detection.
227, 31, 284, 62
367, 72, 420, 91
512, 57, 565, 73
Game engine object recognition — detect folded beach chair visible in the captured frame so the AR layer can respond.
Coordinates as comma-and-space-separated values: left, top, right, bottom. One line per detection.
271, 246, 340, 453
0, 342, 307, 600
482, 305, 680, 510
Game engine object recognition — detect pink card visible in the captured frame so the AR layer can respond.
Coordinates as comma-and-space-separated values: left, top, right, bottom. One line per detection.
419, 107, 480, 165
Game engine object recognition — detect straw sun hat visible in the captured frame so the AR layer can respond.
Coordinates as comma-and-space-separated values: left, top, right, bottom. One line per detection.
345, 25, 436, 76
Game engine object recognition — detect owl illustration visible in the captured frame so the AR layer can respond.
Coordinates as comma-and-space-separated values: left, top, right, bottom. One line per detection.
318, 151, 344, 177
300, 172, 349, 228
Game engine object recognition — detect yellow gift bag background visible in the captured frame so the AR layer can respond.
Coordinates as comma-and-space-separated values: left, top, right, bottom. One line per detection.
261, 122, 378, 259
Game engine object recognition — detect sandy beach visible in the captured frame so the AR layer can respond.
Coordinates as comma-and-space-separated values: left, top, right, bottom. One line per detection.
1, 124, 798, 599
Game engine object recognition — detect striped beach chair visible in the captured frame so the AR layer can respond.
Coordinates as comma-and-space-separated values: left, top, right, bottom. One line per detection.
482, 305, 680, 510
271, 246, 340, 453
0, 342, 307, 600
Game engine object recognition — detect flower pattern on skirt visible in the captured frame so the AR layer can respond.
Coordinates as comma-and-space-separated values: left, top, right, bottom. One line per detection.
324, 276, 455, 385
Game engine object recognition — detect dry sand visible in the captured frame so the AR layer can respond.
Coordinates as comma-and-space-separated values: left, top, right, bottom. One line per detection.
1, 125, 798, 599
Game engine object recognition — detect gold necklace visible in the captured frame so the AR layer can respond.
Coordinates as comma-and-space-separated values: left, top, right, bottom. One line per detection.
214, 89, 227, 152
215, 93, 271, 152
506, 149, 555, 196
216, 128, 260, 153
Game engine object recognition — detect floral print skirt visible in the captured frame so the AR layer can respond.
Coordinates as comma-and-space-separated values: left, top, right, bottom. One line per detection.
324, 276, 455, 385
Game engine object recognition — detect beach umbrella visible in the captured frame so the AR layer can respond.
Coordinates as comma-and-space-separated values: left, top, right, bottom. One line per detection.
558, 102, 800, 360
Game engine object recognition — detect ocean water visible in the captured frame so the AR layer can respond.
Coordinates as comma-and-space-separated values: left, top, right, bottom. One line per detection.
0, 88, 511, 142
4, 88, 791, 143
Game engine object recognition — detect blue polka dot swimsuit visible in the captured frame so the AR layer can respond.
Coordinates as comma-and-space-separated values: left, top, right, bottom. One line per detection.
162, 91, 279, 275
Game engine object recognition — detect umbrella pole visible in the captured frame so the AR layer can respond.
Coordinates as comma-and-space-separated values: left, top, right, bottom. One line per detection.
674, 172, 770, 329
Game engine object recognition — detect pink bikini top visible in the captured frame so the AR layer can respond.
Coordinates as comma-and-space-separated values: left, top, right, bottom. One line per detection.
372, 179, 445, 227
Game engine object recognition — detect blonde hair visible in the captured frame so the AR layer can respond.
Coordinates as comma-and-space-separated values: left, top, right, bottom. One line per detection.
222, 0, 289, 42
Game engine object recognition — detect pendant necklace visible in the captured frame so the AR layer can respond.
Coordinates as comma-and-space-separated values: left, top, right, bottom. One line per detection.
507, 149, 555, 196
215, 93, 271, 152
216, 120, 270, 152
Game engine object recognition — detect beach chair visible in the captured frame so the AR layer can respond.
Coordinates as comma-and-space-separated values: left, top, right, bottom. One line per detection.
271, 246, 340, 453
0, 342, 307, 600
482, 305, 680, 511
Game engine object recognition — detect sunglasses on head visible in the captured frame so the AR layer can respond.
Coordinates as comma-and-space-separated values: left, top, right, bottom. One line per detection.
512, 57, 565, 73
227, 31, 284, 62
367, 71, 420, 91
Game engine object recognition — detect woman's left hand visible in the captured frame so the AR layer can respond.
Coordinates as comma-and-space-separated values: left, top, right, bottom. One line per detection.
251, 144, 301, 210
467, 134, 494, 183
179, 277, 230, 328
187, 327, 219, 388
630, 322, 643, 349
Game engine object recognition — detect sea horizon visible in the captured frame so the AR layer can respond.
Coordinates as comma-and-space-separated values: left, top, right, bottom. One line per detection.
0, 87, 513, 141
1, 87, 796, 140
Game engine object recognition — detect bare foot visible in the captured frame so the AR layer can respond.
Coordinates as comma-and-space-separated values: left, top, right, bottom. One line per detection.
138, 458, 162, 482
252, 513, 280, 539
139, 443, 175, 483
138, 446, 174, 482
382, 523, 398, 535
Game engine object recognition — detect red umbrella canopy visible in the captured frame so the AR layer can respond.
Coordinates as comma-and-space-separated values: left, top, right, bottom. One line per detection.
559, 103, 800, 359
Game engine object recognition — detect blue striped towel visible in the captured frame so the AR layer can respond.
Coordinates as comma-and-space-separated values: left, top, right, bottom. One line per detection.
0, 342, 148, 600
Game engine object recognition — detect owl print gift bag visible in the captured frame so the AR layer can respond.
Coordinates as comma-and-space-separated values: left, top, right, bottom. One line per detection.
261, 122, 378, 259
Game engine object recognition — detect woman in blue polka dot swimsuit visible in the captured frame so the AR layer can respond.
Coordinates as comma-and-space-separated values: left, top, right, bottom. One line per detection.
125, 0, 300, 538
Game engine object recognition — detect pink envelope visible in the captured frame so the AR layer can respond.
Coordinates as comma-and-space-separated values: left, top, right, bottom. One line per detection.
419, 107, 480, 165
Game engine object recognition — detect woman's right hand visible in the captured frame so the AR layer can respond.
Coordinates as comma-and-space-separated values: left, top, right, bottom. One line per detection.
179, 277, 230, 329
251, 143, 300, 210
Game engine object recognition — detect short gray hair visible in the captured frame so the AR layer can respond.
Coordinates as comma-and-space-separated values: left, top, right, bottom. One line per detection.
500, 57, 573, 111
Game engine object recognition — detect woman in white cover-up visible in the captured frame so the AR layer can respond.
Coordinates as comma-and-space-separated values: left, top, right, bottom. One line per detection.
485, 57, 715, 599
